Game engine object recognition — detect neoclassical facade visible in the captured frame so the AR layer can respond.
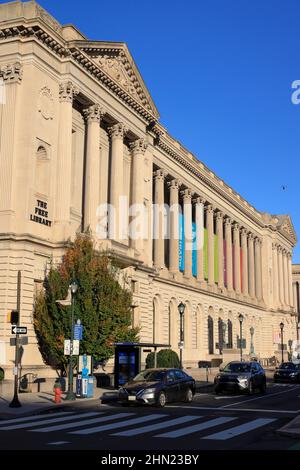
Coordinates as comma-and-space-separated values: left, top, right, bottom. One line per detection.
0, 1, 298, 378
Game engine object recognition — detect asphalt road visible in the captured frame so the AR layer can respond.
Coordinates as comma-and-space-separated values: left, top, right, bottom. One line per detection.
0, 383, 300, 451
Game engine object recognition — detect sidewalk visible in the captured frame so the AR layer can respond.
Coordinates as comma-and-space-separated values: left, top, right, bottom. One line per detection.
0, 387, 105, 419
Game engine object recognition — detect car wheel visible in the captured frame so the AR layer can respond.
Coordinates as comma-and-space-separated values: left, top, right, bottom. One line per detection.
157, 391, 167, 408
247, 380, 254, 395
184, 388, 193, 403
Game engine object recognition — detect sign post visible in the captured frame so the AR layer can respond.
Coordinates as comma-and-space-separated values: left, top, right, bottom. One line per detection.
9, 271, 22, 408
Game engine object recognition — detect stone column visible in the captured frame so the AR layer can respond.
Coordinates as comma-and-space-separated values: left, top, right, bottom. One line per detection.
288, 253, 294, 308
182, 189, 193, 278
168, 179, 181, 274
255, 237, 262, 301
241, 228, 249, 297
153, 169, 166, 269
278, 246, 284, 308
233, 223, 241, 294
225, 217, 233, 292
108, 122, 128, 242
0, 63, 23, 224
272, 243, 279, 309
283, 250, 289, 307
55, 81, 79, 231
293, 282, 298, 312
248, 233, 255, 299
195, 196, 206, 284
83, 104, 103, 235
129, 138, 148, 256
206, 204, 215, 287
216, 211, 224, 289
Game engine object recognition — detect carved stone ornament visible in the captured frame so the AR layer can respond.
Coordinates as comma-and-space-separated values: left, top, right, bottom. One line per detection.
0, 62, 23, 83
38, 87, 54, 120
83, 104, 105, 123
130, 138, 148, 155
59, 81, 79, 103
107, 122, 128, 139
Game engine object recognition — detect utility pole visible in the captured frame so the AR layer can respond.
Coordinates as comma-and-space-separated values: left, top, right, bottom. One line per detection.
9, 271, 22, 408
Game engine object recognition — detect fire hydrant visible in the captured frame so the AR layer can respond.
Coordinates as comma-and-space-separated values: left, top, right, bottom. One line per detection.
53, 383, 62, 404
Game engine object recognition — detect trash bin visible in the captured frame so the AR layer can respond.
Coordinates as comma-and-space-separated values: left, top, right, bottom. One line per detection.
86, 376, 95, 398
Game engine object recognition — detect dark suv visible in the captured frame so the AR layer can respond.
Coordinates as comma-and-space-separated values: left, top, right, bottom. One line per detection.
214, 361, 266, 395
274, 362, 300, 383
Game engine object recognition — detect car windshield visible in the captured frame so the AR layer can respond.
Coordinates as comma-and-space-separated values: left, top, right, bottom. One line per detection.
223, 363, 251, 373
279, 363, 295, 370
131, 370, 166, 382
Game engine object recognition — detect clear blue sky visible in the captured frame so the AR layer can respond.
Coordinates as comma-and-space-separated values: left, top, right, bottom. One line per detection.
6, 0, 300, 261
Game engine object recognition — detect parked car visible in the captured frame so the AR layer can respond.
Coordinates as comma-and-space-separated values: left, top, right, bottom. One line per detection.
214, 361, 266, 395
274, 362, 300, 383
118, 368, 196, 407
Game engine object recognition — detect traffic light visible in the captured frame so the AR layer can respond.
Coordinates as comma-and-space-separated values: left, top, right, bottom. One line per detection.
7, 310, 19, 324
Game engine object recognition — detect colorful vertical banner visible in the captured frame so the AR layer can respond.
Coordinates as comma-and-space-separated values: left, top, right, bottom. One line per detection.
223, 239, 227, 287
214, 233, 218, 283
204, 228, 208, 280
232, 243, 235, 290
240, 247, 243, 292
192, 222, 197, 277
179, 213, 184, 272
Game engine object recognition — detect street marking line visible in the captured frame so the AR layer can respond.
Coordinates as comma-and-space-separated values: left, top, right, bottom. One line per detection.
70, 414, 166, 435
202, 418, 276, 440
47, 441, 70, 446
30, 413, 108, 432
0, 412, 73, 426
111, 415, 201, 437
0, 412, 98, 431
167, 405, 300, 414
220, 386, 300, 408
155, 417, 236, 438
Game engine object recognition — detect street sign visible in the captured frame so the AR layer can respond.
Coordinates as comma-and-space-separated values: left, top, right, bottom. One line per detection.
64, 339, 80, 355
11, 326, 27, 335
74, 324, 83, 340
10, 336, 28, 346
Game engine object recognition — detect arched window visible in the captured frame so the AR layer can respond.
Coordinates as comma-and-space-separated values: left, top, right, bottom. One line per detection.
35, 145, 50, 196
218, 317, 224, 353
208, 316, 214, 354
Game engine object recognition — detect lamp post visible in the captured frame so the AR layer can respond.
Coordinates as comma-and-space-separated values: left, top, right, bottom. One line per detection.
66, 280, 78, 401
249, 326, 255, 356
238, 313, 244, 362
280, 322, 284, 364
178, 302, 185, 369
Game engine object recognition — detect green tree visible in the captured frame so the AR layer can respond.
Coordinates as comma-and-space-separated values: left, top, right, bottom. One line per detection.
145, 349, 180, 369
34, 234, 139, 375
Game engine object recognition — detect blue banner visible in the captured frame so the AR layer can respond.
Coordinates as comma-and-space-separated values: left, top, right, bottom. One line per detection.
178, 214, 197, 276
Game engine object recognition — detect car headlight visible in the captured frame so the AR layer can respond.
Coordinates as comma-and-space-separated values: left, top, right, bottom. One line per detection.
289, 373, 296, 377
142, 387, 156, 394
215, 375, 221, 380
237, 376, 248, 383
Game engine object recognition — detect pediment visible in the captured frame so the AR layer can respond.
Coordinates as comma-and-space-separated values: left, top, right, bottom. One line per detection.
75, 42, 159, 120
273, 215, 297, 245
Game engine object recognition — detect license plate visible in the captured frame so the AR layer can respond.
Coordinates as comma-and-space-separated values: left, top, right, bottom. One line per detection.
128, 396, 136, 401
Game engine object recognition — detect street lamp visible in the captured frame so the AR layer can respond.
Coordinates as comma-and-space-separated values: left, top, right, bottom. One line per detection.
66, 280, 78, 401
249, 326, 255, 356
280, 322, 284, 364
178, 302, 185, 369
238, 313, 244, 362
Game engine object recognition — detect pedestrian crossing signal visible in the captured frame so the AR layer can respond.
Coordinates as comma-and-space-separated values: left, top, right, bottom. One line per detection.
7, 310, 19, 324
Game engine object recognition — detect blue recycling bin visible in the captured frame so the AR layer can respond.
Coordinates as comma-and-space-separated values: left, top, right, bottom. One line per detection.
86, 376, 95, 398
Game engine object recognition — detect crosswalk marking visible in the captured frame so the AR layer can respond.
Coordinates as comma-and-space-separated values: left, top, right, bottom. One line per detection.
0, 412, 97, 431
155, 416, 236, 438
202, 418, 276, 440
70, 413, 166, 435
111, 415, 201, 437
30, 413, 133, 433
0, 412, 73, 426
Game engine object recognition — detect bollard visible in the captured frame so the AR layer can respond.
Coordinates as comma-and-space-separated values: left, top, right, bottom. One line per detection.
53, 382, 62, 404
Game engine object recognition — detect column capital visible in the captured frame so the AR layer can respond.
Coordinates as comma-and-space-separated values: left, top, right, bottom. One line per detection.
277, 245, 283, 253
59, 81, 79, 103
0, 62, 23, 84
168, 178, 182, 190
180, 188, 193, 201
248, 232, 254, 241
205, 203, 214, 214
193, 195, 206, 205
83, 104, 105, 123
130, 138, 148, 156
241, 227, 248, 237
233, 222, 240, 232
153, 169, 167, 181
225, 216, 232, 226
108, 122, 128, 140
272, 242, 278, 250
254, 236, 262, 246
215, 210, 223, 220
